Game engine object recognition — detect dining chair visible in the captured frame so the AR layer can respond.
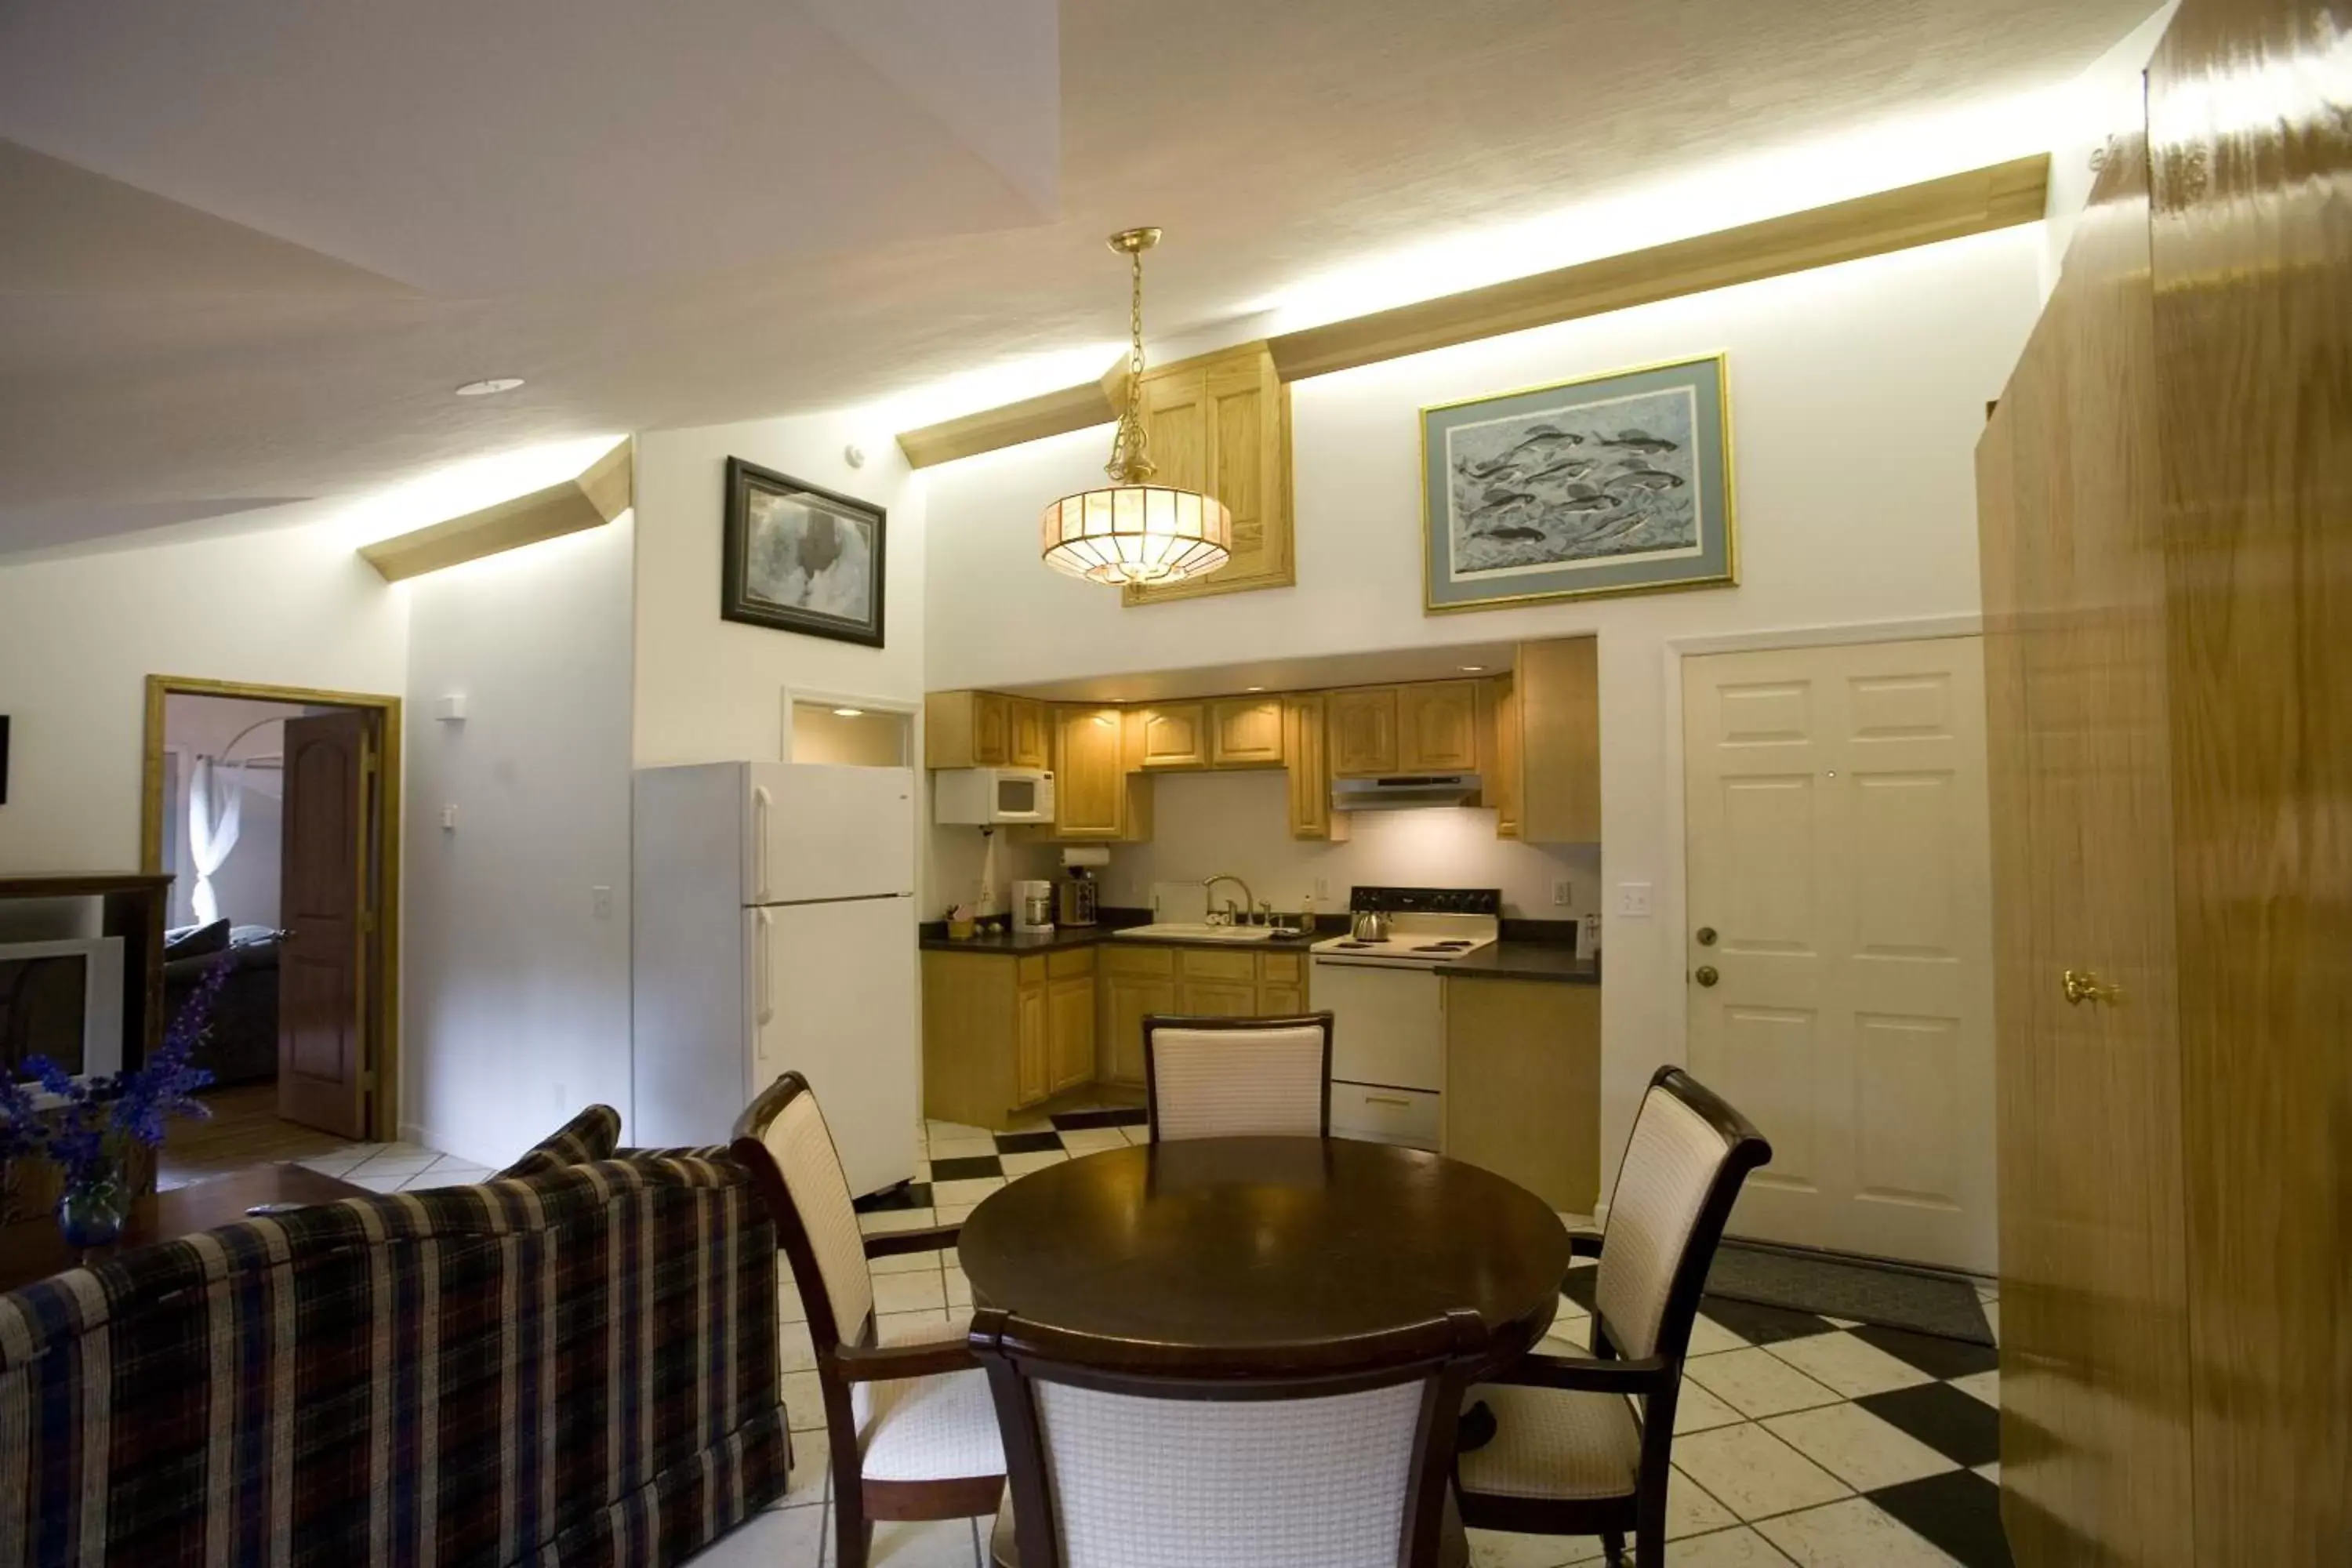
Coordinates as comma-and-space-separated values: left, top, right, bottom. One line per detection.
1142, 1011, 1334, 1141
731, 1072, 1005, 1568
970, 1304, 1489, 1568
1451, 1065, 1771, 1567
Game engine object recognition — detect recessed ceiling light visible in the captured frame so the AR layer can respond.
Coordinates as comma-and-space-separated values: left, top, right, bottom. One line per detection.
1246, 685, 1265, 692
832, 706, 866, 718
454, 377, 526, 397
1458, 664, 1486, 673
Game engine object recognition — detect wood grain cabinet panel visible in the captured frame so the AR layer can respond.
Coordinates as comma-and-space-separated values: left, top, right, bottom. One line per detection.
925, 689, 1013, 768
1396, 681, 1480, 771
1098, 971, 1174, 1086
1517, 638, 1600, 843
1328, 687, 1399, 776
1207, 698, 1285, 767
1007, 699, 1051, 769
1442, 977, 1599, 1214
1050, 706, 1152, 841
1138, 705, 1208, 769
1283, 693, 1346, 840
1175, 979, 1258, 1017
1485, 674, 1523, 837
1014, 984, 1049, 1106
1047, 973, 1096, 1093
1124, 343, 1293, 605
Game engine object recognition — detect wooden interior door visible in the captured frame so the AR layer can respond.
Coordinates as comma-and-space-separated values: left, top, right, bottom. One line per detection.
1683, 637, 1998, 1272
278, 710, 373, 1138
1978, 129, 2196, 1567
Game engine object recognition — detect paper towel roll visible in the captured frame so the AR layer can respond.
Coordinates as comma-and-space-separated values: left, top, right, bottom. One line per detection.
1060, 846, 1112, 868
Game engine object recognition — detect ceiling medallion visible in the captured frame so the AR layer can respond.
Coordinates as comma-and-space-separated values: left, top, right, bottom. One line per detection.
1039, 227, 1232, 587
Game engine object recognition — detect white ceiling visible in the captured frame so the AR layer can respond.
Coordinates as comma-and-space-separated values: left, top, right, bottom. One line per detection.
0, 0, 2149, 556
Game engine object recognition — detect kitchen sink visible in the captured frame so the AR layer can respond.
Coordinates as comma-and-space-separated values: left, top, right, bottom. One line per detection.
1112, 923, 1291, 942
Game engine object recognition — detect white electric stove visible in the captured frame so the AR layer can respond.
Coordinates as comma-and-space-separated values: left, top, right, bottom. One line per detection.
1311, 887, 1501, 1149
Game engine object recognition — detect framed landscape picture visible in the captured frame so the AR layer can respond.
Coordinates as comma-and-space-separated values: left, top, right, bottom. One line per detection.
722, 458, 887, 646
1421, 352, 1735, 612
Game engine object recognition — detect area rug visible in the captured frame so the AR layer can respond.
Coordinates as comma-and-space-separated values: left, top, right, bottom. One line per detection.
1703, 1241, 1994, 1345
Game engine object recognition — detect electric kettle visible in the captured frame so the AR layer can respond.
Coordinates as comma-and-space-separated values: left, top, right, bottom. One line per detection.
1351, 909, 1392, 942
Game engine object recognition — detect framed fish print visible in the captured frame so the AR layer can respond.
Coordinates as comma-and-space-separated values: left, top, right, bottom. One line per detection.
1421, 352, 1736, 612
721, 457, 887, 647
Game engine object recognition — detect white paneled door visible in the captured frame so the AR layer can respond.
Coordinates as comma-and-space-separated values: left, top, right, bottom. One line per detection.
1682, 637, 1996, 1273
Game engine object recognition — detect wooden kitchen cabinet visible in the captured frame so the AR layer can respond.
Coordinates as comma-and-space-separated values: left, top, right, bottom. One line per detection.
1138, 704, 1208, 769
1098, 946, 1176, 1086
1516, 637, 1601, 843
1207, 697, 1285, 767
925, 689, 1012, 768
1007, 698, 1051, 768
1328, 687, 1399, 776
1125, 342, 1294, 606
1050, 706, 1153, 841
924, 946, 1098, 1127
1095, 942, 1314, 1084
1442, 975, 1600, 1214
1396, 681, 1480, 771
1282, 692, 1346, 840
1484, 673, 1522, 837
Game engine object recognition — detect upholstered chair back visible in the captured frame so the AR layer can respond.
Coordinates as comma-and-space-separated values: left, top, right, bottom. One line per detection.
1145, 1014, 1334, 1142
1592, 1075, 1749, 1361
757, 1083, 874, 1345
972, 1308, 1485, 1568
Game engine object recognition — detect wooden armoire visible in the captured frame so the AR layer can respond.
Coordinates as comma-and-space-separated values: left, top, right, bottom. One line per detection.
1975, 0, 2349, 1561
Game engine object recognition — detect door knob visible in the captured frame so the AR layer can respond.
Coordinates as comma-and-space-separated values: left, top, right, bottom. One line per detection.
1695, 926, 1718, 946
1694, 965, 1720, 988
2062, 968, 2119, 1006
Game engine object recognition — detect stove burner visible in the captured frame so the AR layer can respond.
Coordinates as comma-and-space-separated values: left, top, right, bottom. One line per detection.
1413, 941, 1472, 952
1331, 941, 1378, 950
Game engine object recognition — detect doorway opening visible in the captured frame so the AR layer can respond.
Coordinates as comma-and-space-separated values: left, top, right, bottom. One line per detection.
140, 676, 402, 1181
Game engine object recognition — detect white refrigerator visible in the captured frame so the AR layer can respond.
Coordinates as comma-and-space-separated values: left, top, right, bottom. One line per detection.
631, 761, 919, 1197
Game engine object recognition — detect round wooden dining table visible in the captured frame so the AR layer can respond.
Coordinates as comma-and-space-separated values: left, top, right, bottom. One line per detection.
958, 1135, 1570, 1360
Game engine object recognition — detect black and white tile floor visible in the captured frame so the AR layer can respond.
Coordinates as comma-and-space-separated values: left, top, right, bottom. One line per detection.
698, 1109, 2011, 1568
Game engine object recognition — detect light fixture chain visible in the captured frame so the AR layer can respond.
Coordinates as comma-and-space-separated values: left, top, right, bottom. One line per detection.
1107, 238, 1156, 483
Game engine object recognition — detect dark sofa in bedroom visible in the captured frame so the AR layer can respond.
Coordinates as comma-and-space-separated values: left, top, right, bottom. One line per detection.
162, 920, 281, 1084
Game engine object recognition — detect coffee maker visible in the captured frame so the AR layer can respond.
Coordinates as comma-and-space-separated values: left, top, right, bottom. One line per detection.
1058, 846, 1105, 927
1012, 879, 1056, 934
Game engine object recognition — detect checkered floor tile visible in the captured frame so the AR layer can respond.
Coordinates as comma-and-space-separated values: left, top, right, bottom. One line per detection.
742, 1111, 2010, 1568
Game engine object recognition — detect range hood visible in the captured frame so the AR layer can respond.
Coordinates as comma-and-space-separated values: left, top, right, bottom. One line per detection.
1331, 774, 1483, 811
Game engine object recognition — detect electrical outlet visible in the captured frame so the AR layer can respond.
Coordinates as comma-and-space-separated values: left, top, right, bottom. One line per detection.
1313, 877, 1330, 901
440, 804, 459, 830
1617, 881, 1653, 918
592, 885, 614, 920
1552, 879, 1573, 907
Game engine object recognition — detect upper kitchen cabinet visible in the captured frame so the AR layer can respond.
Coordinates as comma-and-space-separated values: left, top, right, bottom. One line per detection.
1396, 681, 1480, 771
1283, 693, 1348, 841
1123, 343, 1294, 606
1515, 637, 1601, 843
926, 689, 1009, 768
1051, 706, 1154, 841
1006, 697, 1051, 768
1483, 674, 1523, 837
1137, 703, 1208, 769
1328, 686, 1399, 776
1208, 696, 1285, 767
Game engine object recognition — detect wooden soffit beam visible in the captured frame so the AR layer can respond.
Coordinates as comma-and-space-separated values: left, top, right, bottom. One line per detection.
360, 438, 633, 583
894, 154, 2049, 469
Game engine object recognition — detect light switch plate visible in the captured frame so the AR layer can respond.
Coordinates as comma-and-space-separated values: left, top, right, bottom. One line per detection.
1552, 879, 1573, 907
1617, 881, 1653, 917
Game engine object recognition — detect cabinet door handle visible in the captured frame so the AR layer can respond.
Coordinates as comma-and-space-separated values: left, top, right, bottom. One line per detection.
2062, 968, 2119, 1006
1364, 1094, 1413, 1109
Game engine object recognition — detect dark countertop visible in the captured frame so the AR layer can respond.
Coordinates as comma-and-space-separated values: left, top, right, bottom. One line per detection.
1438, 942, 1601, 985
920, 912, 1323, 956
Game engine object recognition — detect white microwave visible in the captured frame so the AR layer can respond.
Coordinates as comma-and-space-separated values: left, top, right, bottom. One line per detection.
933, 767, 1056, 826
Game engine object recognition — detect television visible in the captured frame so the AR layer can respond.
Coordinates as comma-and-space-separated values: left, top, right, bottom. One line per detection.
0, 937, 126, 1088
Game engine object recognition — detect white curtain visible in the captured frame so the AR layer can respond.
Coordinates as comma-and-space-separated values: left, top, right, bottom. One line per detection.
187, 757, 246, 926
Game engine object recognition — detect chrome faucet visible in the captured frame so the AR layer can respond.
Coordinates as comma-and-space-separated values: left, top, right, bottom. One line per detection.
1201, 873, 1257, 925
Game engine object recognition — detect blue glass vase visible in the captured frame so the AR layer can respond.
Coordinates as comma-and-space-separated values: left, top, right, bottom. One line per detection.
57, 1161, 130, 1249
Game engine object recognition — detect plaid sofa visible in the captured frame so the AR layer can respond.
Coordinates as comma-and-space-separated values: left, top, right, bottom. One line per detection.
0, 1109, 788, 1567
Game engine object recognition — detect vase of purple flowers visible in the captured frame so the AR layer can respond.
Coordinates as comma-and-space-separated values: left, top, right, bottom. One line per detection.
1, 951, 224, 1250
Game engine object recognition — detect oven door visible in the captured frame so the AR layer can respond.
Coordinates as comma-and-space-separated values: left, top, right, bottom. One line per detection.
1312, 958, 1443, 1091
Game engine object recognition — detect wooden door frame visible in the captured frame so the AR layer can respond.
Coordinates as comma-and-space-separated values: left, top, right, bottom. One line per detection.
139, 674, 403, 1142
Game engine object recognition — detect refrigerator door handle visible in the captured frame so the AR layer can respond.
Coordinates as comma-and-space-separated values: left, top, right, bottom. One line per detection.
752, 786, 775, 903
755, 909, 776, 1027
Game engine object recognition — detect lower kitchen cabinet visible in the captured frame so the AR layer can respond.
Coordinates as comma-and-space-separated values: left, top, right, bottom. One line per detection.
1441, 975, 1600, 1214
1094, 943, 1315, 1087
923, 946, 1098, 1130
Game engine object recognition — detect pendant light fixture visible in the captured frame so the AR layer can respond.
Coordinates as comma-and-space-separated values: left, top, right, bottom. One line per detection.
1040, 228, 1232, 586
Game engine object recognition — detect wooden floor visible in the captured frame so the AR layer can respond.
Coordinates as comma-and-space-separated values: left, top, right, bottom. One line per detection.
158, 1083, 363, 1189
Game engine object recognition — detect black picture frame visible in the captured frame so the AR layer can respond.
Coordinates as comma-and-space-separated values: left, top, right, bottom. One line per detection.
720, 457, 887, 648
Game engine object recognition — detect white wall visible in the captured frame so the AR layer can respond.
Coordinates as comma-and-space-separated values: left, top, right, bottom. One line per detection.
0, 518, 407, 874
1097, 769, 1600, 925
400, 520, 636, 1166
633, 412, 927, 769
924, 224, 2045, 1186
